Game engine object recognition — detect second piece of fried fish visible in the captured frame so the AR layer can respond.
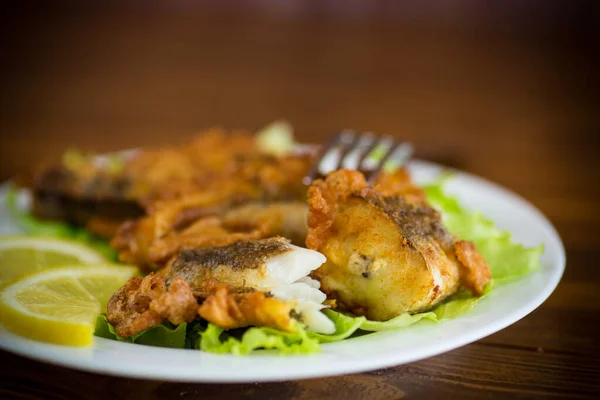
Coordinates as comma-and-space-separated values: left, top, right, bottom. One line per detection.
112, 201, 309, 271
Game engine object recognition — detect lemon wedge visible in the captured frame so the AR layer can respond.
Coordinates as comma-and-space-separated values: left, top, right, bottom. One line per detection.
0, 265, 137, 346
0, 236, 106, 288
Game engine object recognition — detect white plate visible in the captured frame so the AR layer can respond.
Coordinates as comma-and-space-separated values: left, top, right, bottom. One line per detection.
0, 160, 565, 382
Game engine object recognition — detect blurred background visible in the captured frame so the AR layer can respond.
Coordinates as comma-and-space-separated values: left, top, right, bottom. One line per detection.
1, 1, 598, 249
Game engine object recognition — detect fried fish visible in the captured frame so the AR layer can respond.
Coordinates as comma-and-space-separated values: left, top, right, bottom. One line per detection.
306, 169, 491, 321
107, 237, 335, 337
112, 201, 309, 271
28, 128, 313, 238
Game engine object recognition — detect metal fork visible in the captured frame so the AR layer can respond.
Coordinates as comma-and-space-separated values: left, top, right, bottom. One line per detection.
303, 130, 413, 185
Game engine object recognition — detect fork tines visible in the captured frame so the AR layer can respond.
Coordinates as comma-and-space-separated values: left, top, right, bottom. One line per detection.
303, 130, 413, 185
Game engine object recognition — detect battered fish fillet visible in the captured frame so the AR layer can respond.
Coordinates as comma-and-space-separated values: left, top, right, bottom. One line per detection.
306, 169, 491, 321
29, 128, 312, 238
107, 237, 335, 337
112, 201, 308, 271
140, 152, 311, 234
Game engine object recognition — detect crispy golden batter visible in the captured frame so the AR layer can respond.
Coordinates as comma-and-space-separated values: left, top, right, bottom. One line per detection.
307, 169, 491, 321
106, 238, 298, 337
454, 240, 492, 295
113, 201, 308, 271
107, 140, 312, 268
110, 179, 267, 269
141, 153, 311, 230
373, 168, 427, 203
106, 274, 198, 337
31, 129, 259, 204
30, 128, 313, 238
113, 216, 267, 270
198, 284, 294, 332
148, 217, 269, 268
107, 276, 294, 337
123, 129, 257, 197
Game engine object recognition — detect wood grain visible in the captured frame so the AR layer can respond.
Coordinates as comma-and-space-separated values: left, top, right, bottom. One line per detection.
1, 4, 599, 399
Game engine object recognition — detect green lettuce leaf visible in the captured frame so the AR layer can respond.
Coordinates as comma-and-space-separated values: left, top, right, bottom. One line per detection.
94, 315, 187, 348
195, 322, 321, 355
5, 186, 118, 261
255, 120, 295, 156
94, 314, 118, 340
316, 298, 483, 334
310, 309, 437, 337
360, 310, 437, 331
313, 290, 484, 333
308, 309, 366, 342
431, 285, 493, 320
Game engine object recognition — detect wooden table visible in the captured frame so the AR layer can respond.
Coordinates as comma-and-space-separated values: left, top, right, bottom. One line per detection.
1, 5, 599, 399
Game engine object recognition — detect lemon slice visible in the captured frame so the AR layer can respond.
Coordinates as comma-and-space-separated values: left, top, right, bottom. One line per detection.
0, 236, 106, 288
0, 265, 137, 346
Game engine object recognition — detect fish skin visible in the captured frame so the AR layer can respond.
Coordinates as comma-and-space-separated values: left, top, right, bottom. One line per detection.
164, 237, 293, 290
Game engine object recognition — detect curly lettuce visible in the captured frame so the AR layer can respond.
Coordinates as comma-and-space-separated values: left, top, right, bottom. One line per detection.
95, 315, 188, 348
195, 323, 321, 355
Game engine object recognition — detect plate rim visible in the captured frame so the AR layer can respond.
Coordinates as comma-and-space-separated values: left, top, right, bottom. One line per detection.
0, 159, 566, 382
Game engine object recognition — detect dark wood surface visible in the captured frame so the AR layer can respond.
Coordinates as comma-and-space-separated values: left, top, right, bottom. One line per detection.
1, 4, 599, 399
